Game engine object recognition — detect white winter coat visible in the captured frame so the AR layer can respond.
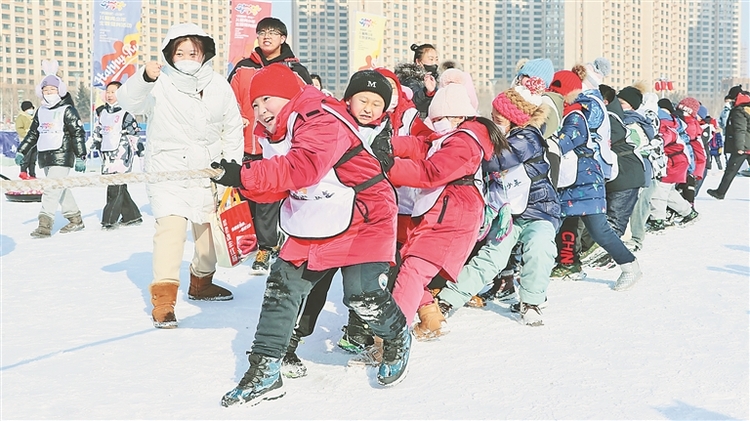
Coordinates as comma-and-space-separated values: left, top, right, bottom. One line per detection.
117, 24, 243, 224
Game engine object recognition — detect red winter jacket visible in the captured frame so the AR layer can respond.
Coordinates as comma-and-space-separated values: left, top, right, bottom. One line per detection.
682, 114, 707, 178
228, 45, 311, 156
659, 115, 689, 184
388, 119, 493, 281
238, 86, 397, 270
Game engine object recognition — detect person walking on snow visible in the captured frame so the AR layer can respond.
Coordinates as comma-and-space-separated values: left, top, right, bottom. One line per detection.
116, 23, 244, 328
16, 60, 87, 238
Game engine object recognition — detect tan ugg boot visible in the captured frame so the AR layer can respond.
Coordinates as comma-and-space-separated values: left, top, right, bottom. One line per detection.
188, 271, 233, 301
30, 214, 54, 238
413, 300, 449, 341
150, 280, 179, 328
59, 211, 84, 233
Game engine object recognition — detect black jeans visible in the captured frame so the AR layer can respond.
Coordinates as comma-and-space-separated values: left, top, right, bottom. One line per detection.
605, 188, 640, 237
101, 184, 141, 226
20, 149, 37, 177
714, 153, 750, 196
251, 259, 406, 359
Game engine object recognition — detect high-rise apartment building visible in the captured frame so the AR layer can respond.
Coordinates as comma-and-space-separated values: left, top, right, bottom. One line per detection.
492, 0, 565, 91
292, 0, 350, 96
687, 0, 742, 111
354, 0, 494, 96
1, 0, 91, 123
563, 0, 689, 93
1, 0, 228, 124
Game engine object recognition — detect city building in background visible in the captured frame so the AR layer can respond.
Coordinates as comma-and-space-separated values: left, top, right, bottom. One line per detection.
2, 0, 748, 125
492, 0, 565, 91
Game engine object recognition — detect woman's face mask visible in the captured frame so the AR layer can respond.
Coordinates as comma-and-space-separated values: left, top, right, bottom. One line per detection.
43, 94, 61, 105
432, 117, 454, 135
26, 108, 35, 115
174, 60, 202, 75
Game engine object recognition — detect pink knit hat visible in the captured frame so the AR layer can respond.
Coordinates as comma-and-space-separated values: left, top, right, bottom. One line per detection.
492, 86, 542, 126
677, 97, 701, 117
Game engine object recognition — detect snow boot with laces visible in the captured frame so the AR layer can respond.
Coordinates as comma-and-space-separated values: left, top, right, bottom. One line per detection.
221, 353, 285, 407
377, 328, 412, 386
413, 299, 449, 341
30, 214, 53, 238
59, 211, 84, 233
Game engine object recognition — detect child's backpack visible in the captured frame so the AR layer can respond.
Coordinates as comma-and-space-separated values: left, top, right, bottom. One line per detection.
708, 132, 723, 156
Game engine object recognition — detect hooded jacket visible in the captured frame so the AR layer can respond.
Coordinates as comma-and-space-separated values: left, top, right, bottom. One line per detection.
117, 23, 243, 224
238, 85, 398, 270
394, 62, 435, 120
388, 119, 493, 281
607, 99, 648, 192
18, 93, 86, 169
658, 110, 689, 184
724, 93, 750, 154
228, 44, 312, 156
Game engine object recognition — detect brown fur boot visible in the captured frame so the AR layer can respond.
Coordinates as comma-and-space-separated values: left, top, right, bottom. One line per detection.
188, 271, 233, 301
59, 211, 84, 233
413, 300, 448, 341
150, 280, 179, 328
30, 214, 54, 238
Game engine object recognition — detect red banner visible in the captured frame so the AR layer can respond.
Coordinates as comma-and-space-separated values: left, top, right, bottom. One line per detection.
228, 0, 272, 71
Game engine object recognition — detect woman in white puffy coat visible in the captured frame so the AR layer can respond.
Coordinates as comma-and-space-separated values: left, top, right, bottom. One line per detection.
117, 23, 243, 328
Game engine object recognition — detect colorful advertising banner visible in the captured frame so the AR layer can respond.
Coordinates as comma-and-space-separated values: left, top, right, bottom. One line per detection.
91, 0, 141, 89
228, 0, 273, 72
351, 12, 387, 74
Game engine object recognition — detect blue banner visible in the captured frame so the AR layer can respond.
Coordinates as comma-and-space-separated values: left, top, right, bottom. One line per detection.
92, 0, 142, 89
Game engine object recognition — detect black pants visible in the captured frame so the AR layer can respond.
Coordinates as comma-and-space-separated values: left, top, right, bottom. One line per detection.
101, 184, 141, 226
706, 154, 723, 170
251, 260, 405, 359
20, 149, 37, 177
714, 153, 750, 196
556, 217, 582, 265
243, 154, 280, 250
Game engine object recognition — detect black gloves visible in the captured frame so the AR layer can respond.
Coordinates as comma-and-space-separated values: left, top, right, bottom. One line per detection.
370, 118, 394, 172
91, 141, 101, 151
210, 158, 243, 187
136, 142, 145, 157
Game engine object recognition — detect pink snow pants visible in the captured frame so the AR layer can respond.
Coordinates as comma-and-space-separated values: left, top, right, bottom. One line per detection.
391, 256, 441, 326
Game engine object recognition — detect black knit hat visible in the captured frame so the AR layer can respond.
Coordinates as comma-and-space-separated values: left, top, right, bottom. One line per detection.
21, 101, 34, 111
658, 98, 676, 115
343, 70, 392, 107
727, 85, 743, 101
598, 84, 616, 104
617, 86, 643, 110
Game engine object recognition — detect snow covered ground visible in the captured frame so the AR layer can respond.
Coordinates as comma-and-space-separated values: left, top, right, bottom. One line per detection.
1, 168, 748, 420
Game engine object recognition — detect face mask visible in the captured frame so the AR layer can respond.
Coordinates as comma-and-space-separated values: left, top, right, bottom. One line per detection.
423, 64, 438, 78
388, 95, 398, 112
174, 60, 202, 75
26, 109, 35, 115
43, 94, 61, 105
496, 123, 507, 136
433, 118, 454, 135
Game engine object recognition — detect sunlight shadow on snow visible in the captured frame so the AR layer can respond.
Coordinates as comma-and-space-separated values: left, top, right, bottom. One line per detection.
101, 252, 153, 315
0, 234, 15, 256
725, 244, 750, 253
0, 329, 154, 371
654, 399, 737, 420
706, 265, 750, 277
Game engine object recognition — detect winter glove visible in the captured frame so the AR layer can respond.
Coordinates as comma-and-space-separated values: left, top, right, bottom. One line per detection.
91, 141, 101, 151
238, 234, 258, 256
370, 118, 394, 172
14, 152, 25, 166
136, 142, 145, 157
210, 158, 243, 187
74, 158, 86, 173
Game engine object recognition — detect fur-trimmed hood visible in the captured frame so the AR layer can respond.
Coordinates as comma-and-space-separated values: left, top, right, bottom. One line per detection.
394, 62, 426, 84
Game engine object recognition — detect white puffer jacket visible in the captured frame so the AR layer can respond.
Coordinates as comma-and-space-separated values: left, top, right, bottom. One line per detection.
117, 23, 243, 223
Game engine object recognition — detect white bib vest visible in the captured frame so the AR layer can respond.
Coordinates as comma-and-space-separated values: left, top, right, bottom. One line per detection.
261, 108, 386, 239
556, 109, 594, 189
36, 105, 69, 152
395, 108, 421, 215
99, 108, 127, 152
411, 129, 484, 217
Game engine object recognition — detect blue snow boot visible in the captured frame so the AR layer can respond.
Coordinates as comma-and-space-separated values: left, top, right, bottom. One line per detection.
377, 328, 412, 386
221, 353, 285, 407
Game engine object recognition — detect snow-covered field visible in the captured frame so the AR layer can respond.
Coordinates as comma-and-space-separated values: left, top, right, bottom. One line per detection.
1, 168, 748, 420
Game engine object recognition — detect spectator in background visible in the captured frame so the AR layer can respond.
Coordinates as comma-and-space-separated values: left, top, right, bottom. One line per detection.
310, 73, 333, 96
15, 100, 37, 179
707, 91, 750, 200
